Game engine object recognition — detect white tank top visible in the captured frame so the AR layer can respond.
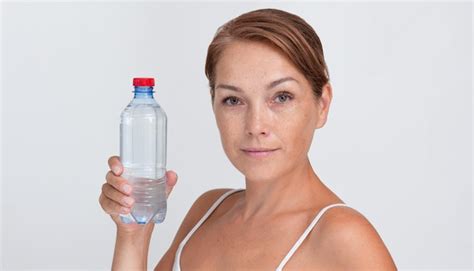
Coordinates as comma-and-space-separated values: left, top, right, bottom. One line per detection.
172, 188, 348, 271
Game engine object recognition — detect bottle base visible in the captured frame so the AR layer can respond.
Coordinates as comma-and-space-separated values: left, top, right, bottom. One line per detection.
120, 209, 167, 224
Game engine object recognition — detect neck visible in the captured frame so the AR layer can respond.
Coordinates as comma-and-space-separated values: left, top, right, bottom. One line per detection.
133, 86, 154, 99
238, 156, 326, 222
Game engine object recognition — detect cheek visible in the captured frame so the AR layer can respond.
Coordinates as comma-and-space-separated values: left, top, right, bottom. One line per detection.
215, 110, 242, 151
280, 107, 316, 154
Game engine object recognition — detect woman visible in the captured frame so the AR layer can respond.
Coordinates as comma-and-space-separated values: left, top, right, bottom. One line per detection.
99, 8, 397, 270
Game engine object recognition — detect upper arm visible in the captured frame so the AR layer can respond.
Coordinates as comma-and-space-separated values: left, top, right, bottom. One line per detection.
153, 188, 232, 271
318, 207, 397, 270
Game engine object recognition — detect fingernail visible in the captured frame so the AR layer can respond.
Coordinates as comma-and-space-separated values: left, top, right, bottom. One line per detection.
112, 166, 121, 175
122, 184, 132, 193
123, 197, 134, 206
121, 207, 130, 214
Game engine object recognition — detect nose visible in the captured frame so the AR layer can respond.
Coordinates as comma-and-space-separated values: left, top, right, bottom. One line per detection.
245, 103, 270, 137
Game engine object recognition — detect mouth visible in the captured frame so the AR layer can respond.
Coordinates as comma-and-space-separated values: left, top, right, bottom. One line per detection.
241, 148, 280, 158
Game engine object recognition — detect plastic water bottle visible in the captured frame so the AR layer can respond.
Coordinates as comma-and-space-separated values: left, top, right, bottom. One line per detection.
119, 77, 167, 224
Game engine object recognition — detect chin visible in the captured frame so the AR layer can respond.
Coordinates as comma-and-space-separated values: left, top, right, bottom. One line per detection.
243, 171, 277, 182
224, 149, 289, 181
236, 161, 283, 182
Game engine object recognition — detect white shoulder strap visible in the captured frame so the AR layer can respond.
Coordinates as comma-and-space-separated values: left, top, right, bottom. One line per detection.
275, 203, 348, 271
174, 188, 244, 270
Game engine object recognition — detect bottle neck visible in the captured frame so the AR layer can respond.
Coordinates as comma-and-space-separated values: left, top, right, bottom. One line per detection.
133, 86, 155, 99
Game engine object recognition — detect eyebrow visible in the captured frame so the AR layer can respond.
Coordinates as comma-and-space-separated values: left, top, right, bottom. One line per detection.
215, 76, 298, 92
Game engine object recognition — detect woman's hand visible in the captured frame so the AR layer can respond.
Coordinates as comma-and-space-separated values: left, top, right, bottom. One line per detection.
99, 155, 178, 234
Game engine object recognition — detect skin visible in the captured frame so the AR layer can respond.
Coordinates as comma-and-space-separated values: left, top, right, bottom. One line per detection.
101, 39, 397, 270
174, 40, 397, 270
211, 40, 332, 222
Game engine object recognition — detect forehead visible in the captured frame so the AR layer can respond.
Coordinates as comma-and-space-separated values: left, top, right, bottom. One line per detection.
215, 40, 304, 84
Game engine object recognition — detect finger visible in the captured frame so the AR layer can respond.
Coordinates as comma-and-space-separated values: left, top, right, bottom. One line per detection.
165, 170, 178, 198
108, 155, 123, 176
99, 192, 131, 215
105, 170, 132, 196
102, 183, 135, 208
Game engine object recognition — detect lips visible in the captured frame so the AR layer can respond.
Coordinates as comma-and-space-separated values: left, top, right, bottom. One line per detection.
241, 147, 279, 158
242, 147, 278, 152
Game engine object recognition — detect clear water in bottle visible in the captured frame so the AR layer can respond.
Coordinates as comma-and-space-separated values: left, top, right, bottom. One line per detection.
119, 77, 167, 224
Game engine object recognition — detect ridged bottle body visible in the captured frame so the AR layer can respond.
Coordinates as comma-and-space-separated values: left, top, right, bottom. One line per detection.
119, 87, 167, 224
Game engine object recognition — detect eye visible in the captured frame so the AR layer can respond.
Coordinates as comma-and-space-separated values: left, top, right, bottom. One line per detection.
273, 92, 293, 104
222, 96, 242, 106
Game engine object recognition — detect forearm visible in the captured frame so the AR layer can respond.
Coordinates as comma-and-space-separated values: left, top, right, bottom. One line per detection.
112, 224, 155, 271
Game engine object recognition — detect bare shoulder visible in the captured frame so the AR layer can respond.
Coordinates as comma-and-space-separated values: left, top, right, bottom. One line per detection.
154, 188, 233, 271
315, 205, 397, 270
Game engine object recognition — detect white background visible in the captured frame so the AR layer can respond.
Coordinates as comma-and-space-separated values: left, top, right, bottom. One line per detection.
1, 1, 472, 270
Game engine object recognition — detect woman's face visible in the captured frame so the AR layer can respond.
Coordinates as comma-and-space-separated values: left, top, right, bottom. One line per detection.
212, 40, 331, 182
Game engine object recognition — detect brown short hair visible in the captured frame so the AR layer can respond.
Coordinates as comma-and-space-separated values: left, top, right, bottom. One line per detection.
205, 8, 330, 100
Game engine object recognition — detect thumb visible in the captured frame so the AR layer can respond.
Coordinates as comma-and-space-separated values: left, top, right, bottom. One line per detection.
165, 170, 178, 198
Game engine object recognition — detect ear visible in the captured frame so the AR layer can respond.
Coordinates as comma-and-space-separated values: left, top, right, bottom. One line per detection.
315, 83, 333, 129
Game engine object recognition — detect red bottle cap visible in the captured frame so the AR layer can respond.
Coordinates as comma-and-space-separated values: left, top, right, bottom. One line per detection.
133, 78, 155, 87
